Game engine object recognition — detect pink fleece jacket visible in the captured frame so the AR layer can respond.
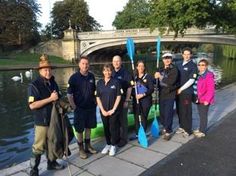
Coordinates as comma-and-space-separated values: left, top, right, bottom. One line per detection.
197, 71, 215, 104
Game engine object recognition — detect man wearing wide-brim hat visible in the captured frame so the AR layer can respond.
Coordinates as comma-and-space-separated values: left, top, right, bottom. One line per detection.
154, 52, 179, 141
28, 54, 64, 176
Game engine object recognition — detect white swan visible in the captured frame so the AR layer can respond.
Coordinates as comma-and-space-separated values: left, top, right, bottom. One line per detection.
11, 73, 23, 82
25, 69, 33, 79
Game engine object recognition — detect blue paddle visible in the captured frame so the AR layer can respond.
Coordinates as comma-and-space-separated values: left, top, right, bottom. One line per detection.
151, 36, 161, 138
126, 37, 148, 148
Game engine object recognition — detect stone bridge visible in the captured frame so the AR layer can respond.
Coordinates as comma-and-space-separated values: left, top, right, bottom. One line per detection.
61, 27, 236, 61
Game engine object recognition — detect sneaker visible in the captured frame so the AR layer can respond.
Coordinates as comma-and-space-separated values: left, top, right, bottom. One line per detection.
109, 145, 116, 156
162, 133, 171, 141
182, 131, 190, 138
193, 129, 200, 134
160, 129, 166, 135
129, 135, 138, 141
101, 145, 111, 154
176, 128, 185, 134
194, 132, 206, 138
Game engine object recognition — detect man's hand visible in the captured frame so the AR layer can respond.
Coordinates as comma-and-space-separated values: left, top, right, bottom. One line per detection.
50, 90, 58, 101
177, 89, 182, 95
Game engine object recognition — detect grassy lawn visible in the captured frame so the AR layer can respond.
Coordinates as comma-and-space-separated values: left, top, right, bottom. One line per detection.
0, 53, 70, 68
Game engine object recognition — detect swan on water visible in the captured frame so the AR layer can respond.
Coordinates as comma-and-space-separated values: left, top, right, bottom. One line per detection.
11, 73, 23, 82
25, 69, 33, 79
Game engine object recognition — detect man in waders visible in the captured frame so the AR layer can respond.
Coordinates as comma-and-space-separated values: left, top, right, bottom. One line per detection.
28, 54, 64, 176
67, 56, 97, 159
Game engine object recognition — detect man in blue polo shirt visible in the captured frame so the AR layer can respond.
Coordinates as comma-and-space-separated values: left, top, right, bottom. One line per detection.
112, 55, 132, 147
176, 47, 197, 136
67, 56, 97, 159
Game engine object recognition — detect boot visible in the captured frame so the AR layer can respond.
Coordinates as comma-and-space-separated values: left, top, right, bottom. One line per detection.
29, 153, 41, 176
85, 139, 97, 154
77, 142, 88, 159
47, 160, 65, 170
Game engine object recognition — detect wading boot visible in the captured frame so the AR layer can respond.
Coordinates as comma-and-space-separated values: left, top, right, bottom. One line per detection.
85, 139, 97, 154
29, 154, 41, 176
47, 160, 65, 170
78, 142, 88, 159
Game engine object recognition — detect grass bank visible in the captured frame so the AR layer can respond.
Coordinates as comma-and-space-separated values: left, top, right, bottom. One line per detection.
0, 53, 72, 70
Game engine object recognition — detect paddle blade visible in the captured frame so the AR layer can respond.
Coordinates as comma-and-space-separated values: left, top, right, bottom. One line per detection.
138, 124, 148, 148
126, 37, 135, 62
151, 117, 160, 138
156, 36, 161, 68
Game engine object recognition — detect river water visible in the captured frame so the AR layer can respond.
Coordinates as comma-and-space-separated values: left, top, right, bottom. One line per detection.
0, 45, 236, 169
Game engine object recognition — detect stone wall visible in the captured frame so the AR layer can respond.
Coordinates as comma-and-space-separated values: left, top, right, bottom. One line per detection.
30, 40, 62, 57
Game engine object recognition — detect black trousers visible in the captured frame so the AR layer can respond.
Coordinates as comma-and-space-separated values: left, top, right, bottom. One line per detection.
197, 103, 209, 134
176, 93, 193, 134
118, 102, 128, 143
101, 112, 119, 146
159, 98, 175, 133
133, 101, 152, 135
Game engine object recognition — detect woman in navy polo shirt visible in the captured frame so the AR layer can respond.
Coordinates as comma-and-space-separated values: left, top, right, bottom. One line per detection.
132, 60, 154, 138
96, 64, 122, 156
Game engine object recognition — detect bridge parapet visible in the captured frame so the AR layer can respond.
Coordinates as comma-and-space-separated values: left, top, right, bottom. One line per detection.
77, 28, 217, 40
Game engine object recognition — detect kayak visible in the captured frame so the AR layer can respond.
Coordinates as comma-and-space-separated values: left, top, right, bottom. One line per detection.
69, 104, 160, 139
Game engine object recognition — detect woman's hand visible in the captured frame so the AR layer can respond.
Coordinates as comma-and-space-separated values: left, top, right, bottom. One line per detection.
204, 101, 209, 106
136, 93, 145, 100
101, 110, 109, 117
107, 108, 116, 116
154, 72, 161, 79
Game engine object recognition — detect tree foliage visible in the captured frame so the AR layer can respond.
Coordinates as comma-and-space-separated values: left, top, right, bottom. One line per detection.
149, 0, 211, 37
0, 0, 41, 48
49, 0, 101, 39
112, 0, 151, 29
209, 0, 236, 33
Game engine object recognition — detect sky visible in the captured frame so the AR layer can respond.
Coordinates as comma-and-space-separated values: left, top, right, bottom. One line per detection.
38, 0, 128, 30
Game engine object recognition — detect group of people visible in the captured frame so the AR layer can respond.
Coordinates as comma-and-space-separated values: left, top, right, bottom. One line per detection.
27, 47, 215, 176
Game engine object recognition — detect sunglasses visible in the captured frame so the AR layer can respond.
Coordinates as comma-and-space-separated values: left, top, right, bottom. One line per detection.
198, 64, 206, 66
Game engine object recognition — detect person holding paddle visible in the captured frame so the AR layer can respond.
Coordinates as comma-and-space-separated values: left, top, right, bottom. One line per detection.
28, 54, 64, 176
96, 64, 122, 156
155, 53, 178, 140
132, 60, 154, 138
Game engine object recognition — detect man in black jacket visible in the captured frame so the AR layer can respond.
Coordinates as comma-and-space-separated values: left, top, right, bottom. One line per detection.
28, 54, 64, 176
155, 53, 178, 140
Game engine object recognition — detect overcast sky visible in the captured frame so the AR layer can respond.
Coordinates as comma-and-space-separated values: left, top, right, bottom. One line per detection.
37, 0, 128, 30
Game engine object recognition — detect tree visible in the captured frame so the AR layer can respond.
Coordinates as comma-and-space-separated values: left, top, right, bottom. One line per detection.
112, 0, 151, 29
209, 0, 236, 34
49, 0, 101, 39
0, 0, 41, 48
149, 0, 211, 38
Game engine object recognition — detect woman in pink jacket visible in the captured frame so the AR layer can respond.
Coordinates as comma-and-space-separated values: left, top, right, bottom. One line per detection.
194, 59, 215, 138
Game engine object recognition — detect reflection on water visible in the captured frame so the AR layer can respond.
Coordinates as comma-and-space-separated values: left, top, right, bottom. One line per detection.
1, 46, 236, 169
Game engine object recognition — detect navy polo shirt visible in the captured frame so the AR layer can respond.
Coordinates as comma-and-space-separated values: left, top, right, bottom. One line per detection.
67, 71, 96, 109
96, 78, 121, 111
176, 60, 197, 94
112, 66, 132, 99
28, 76, 59, 126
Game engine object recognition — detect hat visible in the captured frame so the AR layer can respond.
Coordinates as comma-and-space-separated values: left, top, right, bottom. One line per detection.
162, 53, 173, 58
38, 54, 52, 69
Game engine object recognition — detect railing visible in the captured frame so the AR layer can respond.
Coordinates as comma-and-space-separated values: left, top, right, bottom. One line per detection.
77, 28, 217, 40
